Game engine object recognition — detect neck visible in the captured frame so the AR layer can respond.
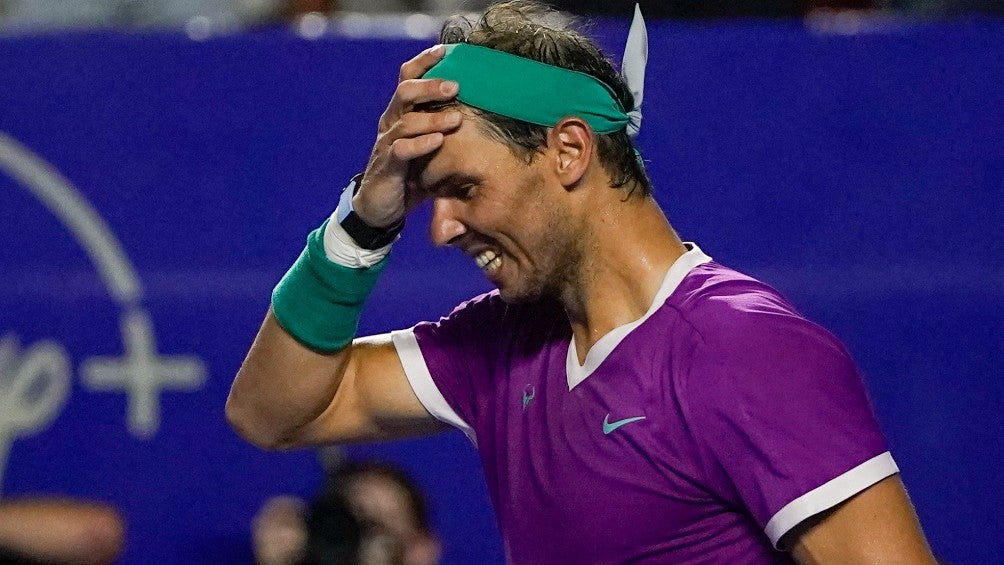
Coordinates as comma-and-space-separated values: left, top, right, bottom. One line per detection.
559, 190, 686, 364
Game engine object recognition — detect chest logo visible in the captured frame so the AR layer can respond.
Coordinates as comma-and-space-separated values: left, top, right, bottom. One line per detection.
603, 414, 646, 435
522, 385, 535, 410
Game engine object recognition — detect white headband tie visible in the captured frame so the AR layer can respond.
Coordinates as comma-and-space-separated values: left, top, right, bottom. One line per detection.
621, 4, 649, 139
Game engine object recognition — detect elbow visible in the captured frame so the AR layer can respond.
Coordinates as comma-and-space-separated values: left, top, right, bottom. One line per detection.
225, 393, 290, 450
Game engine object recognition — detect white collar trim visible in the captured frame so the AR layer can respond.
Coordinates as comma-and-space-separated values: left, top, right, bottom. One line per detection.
565, 243, 712, 391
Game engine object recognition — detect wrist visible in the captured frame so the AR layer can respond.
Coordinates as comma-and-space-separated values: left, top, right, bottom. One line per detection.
350, 191, 402, 230
336, 174, 404, 250
271, 219, 389, 353
323, 213, 393, 268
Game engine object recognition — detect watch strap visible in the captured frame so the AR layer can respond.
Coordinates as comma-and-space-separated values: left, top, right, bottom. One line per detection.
336, 174, 404, 250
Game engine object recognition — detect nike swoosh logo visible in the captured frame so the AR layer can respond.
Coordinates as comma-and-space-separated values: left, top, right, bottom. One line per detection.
603, 414, 646, 435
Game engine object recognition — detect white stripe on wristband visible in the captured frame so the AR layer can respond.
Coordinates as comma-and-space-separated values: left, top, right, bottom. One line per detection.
323, 210, 393, 268
323, 179, 395, 268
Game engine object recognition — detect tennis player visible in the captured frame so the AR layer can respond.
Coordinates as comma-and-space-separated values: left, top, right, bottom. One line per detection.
228, 2, 936, 562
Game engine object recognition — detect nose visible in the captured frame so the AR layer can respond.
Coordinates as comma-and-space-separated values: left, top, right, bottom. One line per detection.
429, 197, 466, 247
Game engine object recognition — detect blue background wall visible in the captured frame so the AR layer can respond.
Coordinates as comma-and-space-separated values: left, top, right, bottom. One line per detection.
0, 16, 1000, 564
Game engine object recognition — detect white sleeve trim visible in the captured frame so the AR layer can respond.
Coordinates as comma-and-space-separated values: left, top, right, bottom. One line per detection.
765, 451, 900, 548
391, 328, 477, 445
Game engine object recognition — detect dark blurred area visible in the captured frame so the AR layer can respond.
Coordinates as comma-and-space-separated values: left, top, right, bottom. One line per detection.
548, 0, 1001, 17
253, 460, 440, 565
0, 0, 999, 33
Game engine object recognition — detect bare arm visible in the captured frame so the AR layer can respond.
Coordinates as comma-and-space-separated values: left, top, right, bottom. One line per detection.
0, 498, 125, 565
227, 312, 443, 447
227, 46, 462, 449
785, 475, 937, 564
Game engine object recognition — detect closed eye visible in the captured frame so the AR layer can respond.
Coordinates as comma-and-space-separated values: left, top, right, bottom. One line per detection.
418, 171, 481, 201
454, 183, 477, 201
434, 178, 479, 201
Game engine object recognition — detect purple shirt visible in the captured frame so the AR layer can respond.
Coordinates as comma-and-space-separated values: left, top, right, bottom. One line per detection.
392, 245, 897, 564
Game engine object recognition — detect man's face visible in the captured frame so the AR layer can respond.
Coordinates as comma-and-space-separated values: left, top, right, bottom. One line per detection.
415, 114, 581, 303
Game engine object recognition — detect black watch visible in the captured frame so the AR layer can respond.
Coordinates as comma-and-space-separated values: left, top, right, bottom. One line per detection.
336, 174, 405, 250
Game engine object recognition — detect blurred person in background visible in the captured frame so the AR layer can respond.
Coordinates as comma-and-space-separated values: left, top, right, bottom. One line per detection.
254, 496, 311, 565
254, 462, 439, 565
0, 497, 124, 565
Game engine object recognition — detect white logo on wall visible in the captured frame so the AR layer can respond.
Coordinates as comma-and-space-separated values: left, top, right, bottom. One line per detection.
0, 132, 207, 490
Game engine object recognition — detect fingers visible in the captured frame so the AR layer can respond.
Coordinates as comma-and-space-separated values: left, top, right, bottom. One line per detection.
387, 110, 462, 142
391, 132, 445, 161
382, 79, 458, 129
376, 110, 461, 165
399, 44, 446, 82
397, 78, 459, 107
352, 46, 459, 227
381, 45, 458, 128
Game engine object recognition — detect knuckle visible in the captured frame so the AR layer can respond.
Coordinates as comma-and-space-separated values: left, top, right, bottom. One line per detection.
395, 79, 419, 101
390, 138, 411, 158
375, 131, 393, 150
399, 60, 422, 81
400, 112, 419, 130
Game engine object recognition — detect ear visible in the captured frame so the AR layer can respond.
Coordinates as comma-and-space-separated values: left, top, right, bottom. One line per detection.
548, 117, 594, 190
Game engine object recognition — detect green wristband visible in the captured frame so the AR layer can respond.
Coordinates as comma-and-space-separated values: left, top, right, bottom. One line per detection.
271, 219, 389, 352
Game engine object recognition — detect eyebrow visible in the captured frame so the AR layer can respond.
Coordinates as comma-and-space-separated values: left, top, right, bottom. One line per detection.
420, 172, 478, 197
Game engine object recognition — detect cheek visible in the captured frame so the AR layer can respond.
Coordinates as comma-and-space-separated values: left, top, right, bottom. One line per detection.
480, 170, 563, 253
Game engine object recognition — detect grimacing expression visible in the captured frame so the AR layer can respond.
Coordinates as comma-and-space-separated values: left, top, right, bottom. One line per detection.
418, 113, 581, 303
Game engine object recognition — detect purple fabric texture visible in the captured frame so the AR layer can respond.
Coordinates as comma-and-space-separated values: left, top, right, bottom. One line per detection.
401, 257, 892, 564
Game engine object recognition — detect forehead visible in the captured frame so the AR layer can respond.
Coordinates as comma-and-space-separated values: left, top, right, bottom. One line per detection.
416, 114, 526, 189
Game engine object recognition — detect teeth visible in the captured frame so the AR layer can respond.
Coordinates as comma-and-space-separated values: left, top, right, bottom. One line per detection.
475, 250, 497, 268
475, 250, 502, 273
486, 255, 502, 272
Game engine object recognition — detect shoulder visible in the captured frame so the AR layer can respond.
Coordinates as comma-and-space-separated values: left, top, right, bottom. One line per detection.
432, 290, 561, 326
671, 262, 801, 329
441, 290, 506, 321
668, 261, 834, 349
667, 262, 856, 395
415, 291, 565, 347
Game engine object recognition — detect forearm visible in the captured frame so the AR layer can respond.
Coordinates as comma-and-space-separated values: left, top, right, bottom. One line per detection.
228, 206, 392, 448
227, 309, 351, 449
228, 311, 438, 446
228, 45, 459, 449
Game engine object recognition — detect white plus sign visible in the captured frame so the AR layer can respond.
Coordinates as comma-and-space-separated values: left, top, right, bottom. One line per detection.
81, 309, 206, 439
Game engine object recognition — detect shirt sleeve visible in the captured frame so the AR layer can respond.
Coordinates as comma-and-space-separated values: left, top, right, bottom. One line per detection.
684, 305, 898, 548
391, 292, 505, 445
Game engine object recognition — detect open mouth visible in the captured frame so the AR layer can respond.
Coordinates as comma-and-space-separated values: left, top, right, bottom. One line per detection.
474, 249, 503, 275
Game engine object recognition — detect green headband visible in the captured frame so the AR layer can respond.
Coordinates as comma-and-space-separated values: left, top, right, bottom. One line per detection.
423, 43, 631, 134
